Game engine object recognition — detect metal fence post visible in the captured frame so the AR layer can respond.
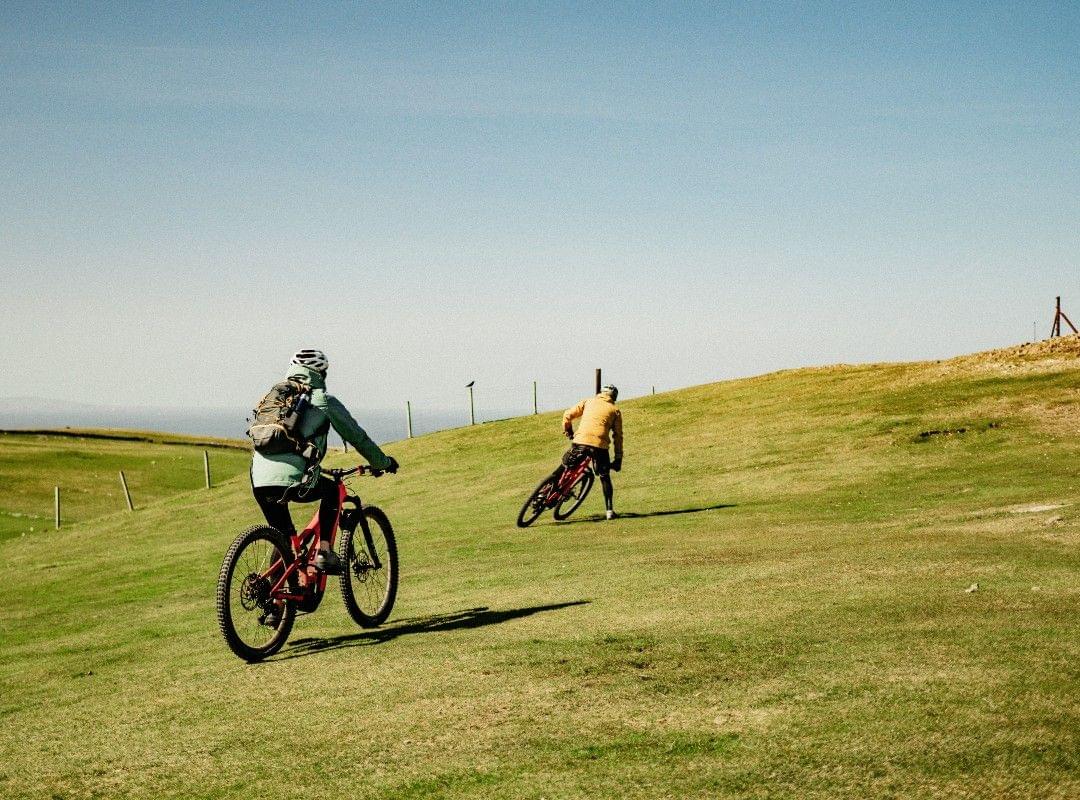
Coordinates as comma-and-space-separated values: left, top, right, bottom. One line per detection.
54, 486, 60, 530
203, 450, 212, 489
406, 401, 414, 438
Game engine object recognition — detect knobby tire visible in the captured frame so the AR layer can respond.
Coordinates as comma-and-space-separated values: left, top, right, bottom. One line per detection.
517, 474, 556, 528
216, 525, 297, 662
338, 506, 398, 628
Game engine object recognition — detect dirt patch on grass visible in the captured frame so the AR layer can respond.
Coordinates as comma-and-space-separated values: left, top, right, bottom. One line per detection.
871, 335, 1080, 393
1010, 503, 1067, 514
935, 335, 1080, 377
1041, 527, 1080, 544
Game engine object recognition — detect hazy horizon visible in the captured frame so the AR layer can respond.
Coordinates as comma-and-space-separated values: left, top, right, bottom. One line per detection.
3, 329, 1070, 442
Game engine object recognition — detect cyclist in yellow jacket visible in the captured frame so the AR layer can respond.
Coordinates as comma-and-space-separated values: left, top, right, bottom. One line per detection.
561, 384, 623, 519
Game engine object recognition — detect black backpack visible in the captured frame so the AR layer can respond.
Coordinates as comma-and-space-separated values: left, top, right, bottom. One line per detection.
247, 380, 321, 456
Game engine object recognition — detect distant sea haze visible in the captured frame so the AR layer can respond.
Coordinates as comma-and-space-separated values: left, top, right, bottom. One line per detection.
0, 406, 493, 445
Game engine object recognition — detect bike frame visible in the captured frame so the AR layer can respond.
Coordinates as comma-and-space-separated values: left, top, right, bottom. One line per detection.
546, 453, 593, 505
259, 468, 382, 604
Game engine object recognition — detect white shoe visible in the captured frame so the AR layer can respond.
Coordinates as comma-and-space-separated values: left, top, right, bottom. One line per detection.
605, 510, 615, 520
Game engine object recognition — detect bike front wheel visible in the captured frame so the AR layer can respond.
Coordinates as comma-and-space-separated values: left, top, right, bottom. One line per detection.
339, 506, 398, 628
517, 474, 557, 528
554, 470, 594, 520
216, 525, 297, 662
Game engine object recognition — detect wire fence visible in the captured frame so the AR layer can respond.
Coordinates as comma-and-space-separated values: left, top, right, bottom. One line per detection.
339, 373, 665, 446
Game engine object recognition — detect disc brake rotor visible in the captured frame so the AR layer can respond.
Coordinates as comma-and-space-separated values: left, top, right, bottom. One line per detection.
239, 573, 271, 611
351, 552, 376, 582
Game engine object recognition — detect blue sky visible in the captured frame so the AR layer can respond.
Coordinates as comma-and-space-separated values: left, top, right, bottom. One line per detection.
2, 2, 1078, 419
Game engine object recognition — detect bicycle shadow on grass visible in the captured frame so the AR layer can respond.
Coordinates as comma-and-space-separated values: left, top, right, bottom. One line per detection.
554, 504, 736, 525
277, 600, 591, 661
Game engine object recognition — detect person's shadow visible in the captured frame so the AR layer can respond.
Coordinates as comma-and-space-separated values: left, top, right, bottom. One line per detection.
555, 503, 735, 524
276, 600, 590, 661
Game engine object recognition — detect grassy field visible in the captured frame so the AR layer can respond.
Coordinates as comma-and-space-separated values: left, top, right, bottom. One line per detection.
0, 430, 250, 541
1, 339, 1078, 798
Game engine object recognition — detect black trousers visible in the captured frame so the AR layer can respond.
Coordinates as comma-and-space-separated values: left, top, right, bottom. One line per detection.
559, 444, 614, 511
253, 476, 338, 539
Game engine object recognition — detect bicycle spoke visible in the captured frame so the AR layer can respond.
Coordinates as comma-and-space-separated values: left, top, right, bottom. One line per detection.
228, 538, 281, 649
340, 509, 397, 626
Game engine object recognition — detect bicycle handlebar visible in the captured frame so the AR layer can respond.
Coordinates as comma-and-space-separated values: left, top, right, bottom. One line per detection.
326, 464, 384, 479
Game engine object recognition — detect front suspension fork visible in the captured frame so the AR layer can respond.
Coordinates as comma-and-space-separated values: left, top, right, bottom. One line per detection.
351, 505, 383, 571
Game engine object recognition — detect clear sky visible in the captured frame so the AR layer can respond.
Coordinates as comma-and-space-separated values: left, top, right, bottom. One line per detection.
3, 1, 1078, 419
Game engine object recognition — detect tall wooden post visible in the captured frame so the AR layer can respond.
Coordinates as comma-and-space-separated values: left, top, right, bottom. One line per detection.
533, 381, 538, 415
1051, 296, 1078, 337
54, 486, 60, 530
203, 450, 211, 489
595, 368, 601, 394
119, 471, 134, 511
406, 401, 414, 438
468, 385, 476, 425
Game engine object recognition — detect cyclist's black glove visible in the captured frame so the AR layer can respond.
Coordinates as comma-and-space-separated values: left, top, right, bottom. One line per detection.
612, 458, 622, 472
384, 456, 400, 474
564, 428, 574, 440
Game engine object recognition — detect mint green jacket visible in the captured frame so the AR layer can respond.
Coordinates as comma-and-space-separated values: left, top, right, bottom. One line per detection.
250, 365, 391, 488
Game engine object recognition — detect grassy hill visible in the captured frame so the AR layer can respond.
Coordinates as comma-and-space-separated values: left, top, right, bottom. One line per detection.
0, 429, 250, 541
1, 339, 1078, 799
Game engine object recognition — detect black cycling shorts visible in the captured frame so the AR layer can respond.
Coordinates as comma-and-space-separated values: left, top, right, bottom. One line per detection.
563, 444, 610, 476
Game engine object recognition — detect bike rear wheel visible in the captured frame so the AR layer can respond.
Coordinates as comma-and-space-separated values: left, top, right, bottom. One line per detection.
216, 525, 298, 662
339, 506, 398, 628
554, 470, 594, 520
517, 474, 556, 528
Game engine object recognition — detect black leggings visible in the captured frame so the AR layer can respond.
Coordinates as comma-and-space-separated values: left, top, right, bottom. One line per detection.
598, 473, 614, 511
253, 477, 338, 539
558, 445, 614, 511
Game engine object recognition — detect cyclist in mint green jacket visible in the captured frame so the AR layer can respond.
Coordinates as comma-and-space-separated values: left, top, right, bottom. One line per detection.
251, 349, 397, 576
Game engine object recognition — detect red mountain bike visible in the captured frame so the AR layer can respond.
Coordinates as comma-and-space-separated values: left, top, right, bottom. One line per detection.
516, 450, 594, 527
216, 465, 398, 662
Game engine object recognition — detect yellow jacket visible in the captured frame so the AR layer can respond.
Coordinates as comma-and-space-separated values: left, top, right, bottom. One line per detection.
563, 393, 623, 458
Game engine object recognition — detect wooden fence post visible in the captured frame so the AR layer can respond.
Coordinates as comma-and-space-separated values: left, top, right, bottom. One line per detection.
406, 401, 414, 438
595, 368, 601, 394
533, 381, 538, 415
54, 486, 60, 530
203, 450, 212, 489
119, 471, 134, 511
468, 384, 476, 425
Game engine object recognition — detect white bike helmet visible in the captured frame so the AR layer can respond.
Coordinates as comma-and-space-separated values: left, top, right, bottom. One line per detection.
290, 349, 329, 373
601, 384, 618, 401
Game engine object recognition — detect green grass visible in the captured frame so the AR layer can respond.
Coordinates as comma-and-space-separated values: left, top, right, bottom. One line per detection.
0, 430, 250, 540
1, 341, 1078, 799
